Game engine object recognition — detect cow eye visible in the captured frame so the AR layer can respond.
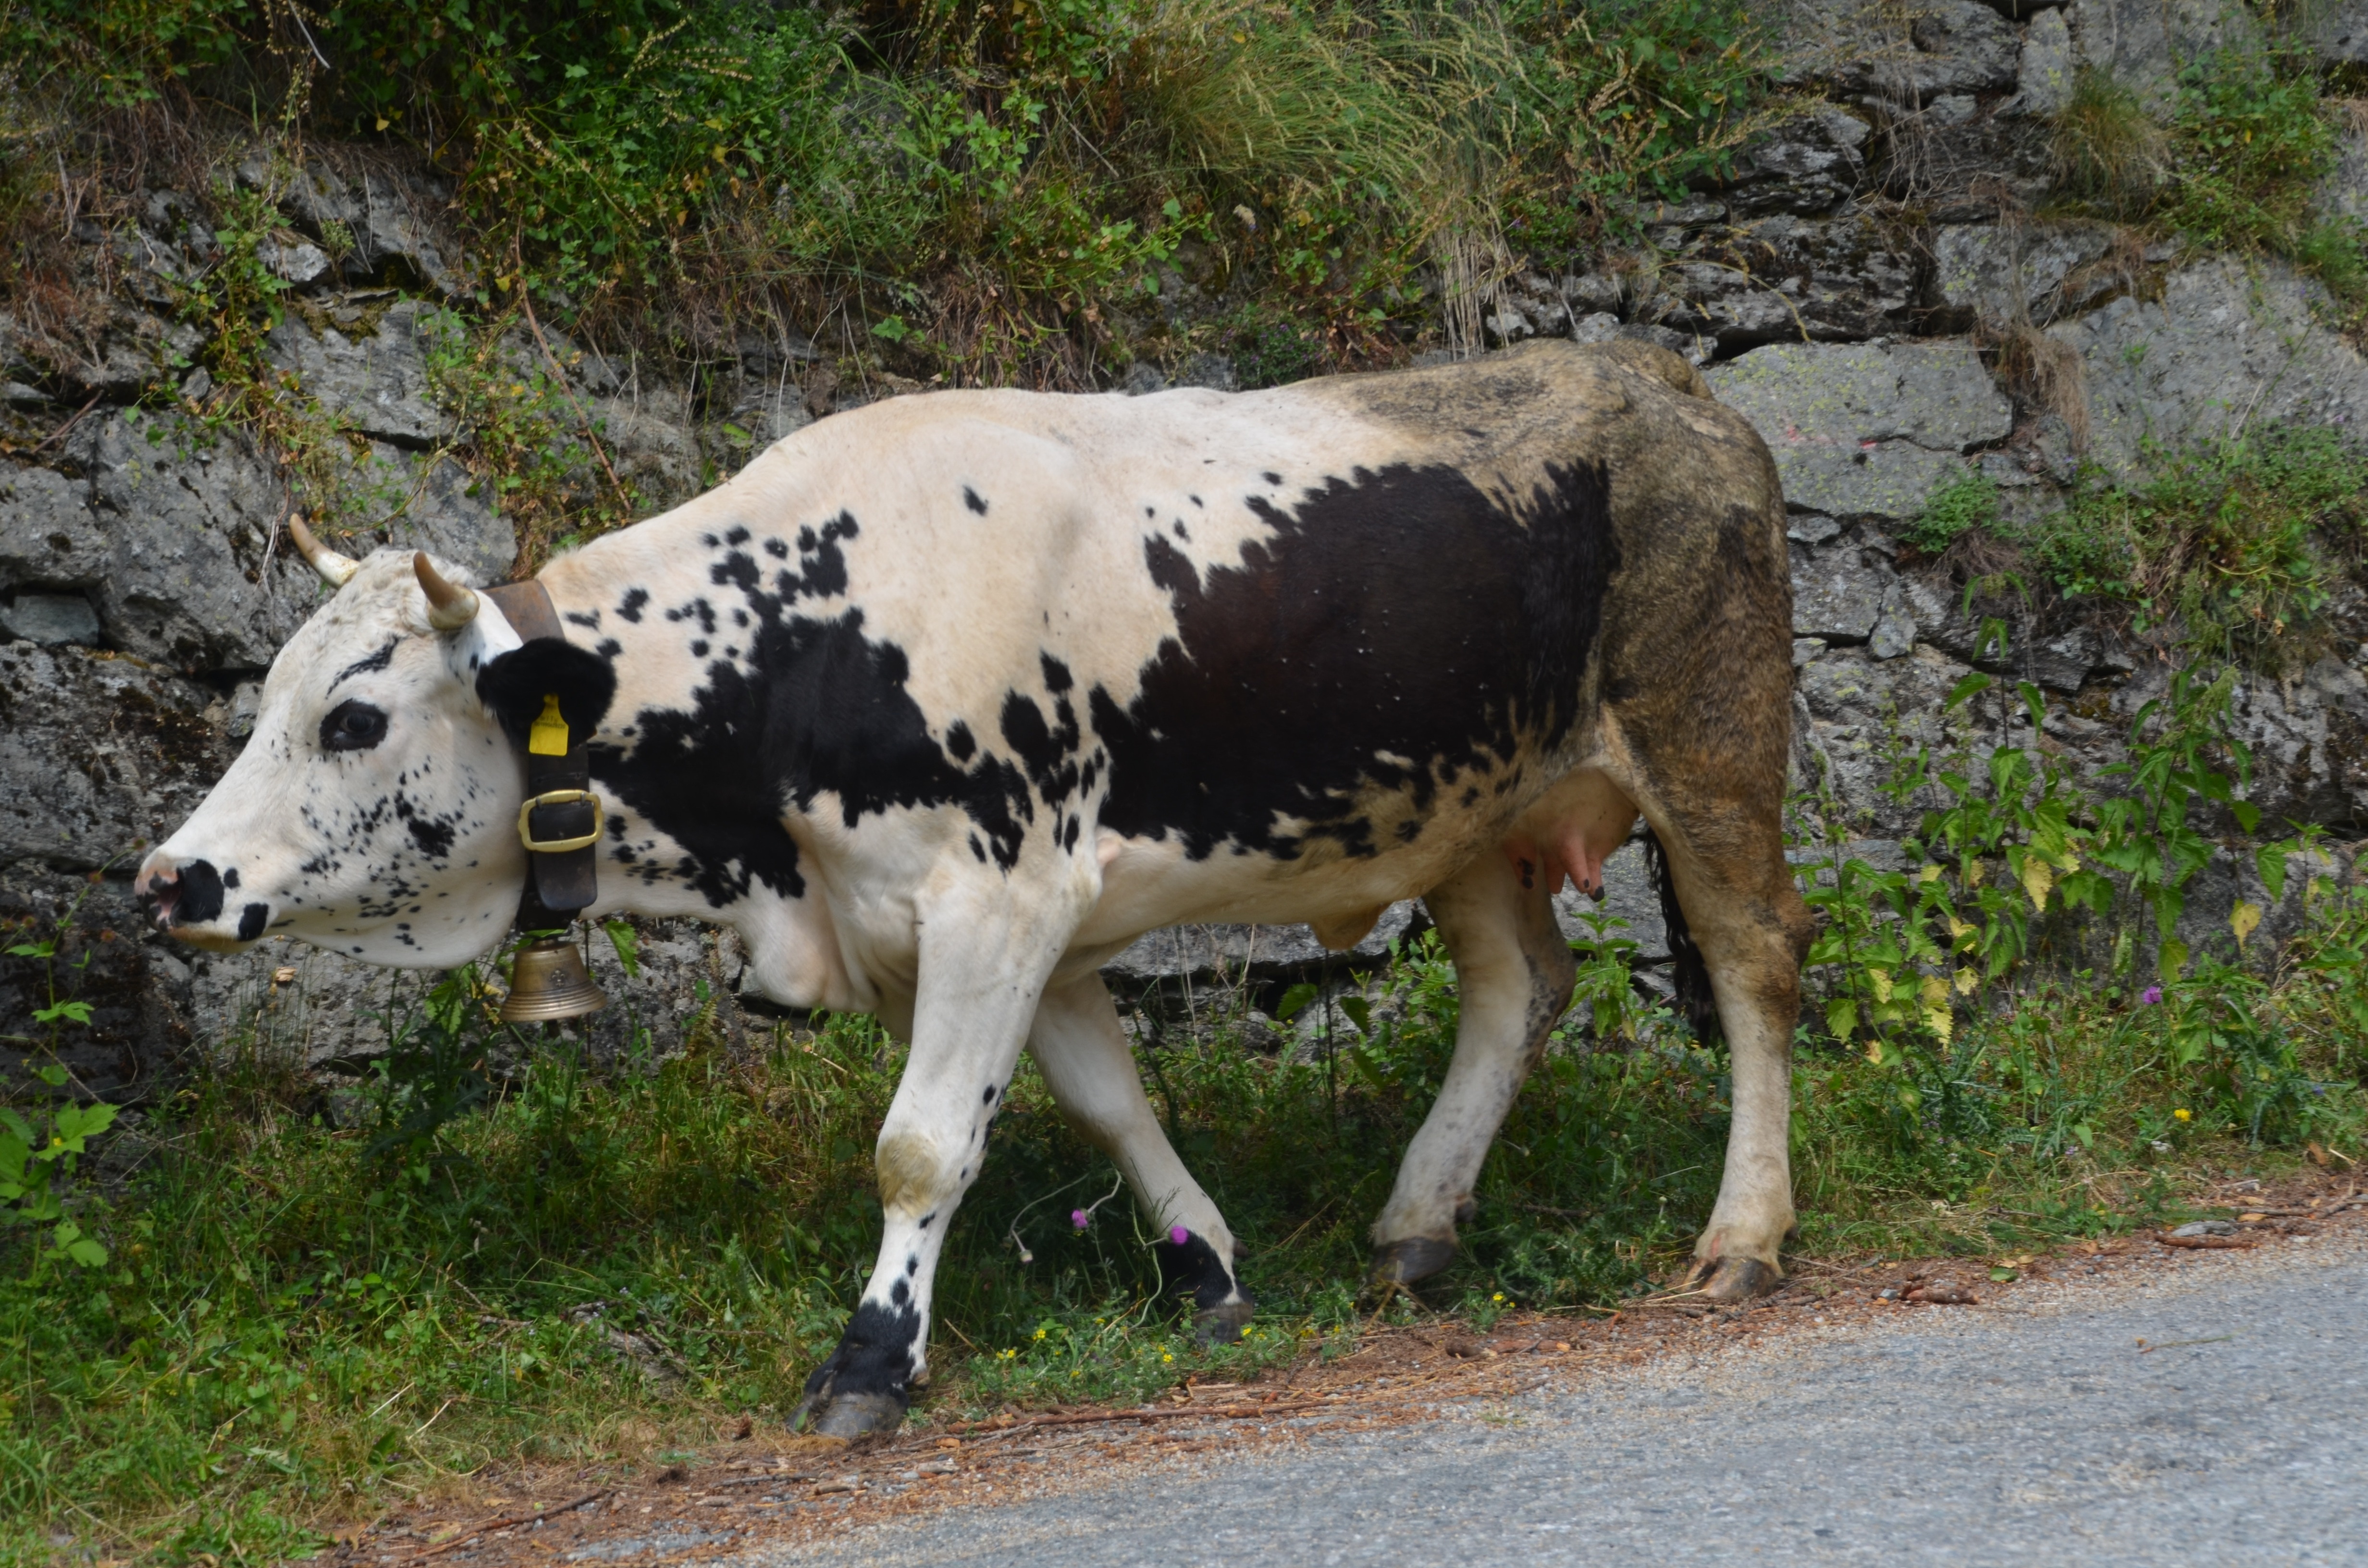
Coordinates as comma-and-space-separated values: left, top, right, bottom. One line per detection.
321, 700, 389, 753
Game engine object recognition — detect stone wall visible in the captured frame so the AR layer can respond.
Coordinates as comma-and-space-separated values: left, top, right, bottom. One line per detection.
6, 0, 2367, 1093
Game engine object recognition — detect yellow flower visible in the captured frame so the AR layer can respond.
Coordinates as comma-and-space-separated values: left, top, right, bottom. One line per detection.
1492, 1293, 1504, 1303
2173, 1108, 2192, 1122
1161, 1353, 1173, 1364
1033, 1328, 1046, 1340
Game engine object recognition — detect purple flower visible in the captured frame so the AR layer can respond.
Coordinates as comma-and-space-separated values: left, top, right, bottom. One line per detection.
1071, 1208, 1090, 1229
2141, 985, 2163, 1005
1170, 1225, 1190, 1247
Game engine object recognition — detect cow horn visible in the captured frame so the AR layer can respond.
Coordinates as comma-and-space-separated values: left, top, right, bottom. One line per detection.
413, 552, 480, 631
287, 514, 359, 588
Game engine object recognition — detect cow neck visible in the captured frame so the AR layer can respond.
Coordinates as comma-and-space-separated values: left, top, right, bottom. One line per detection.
483, 579, 599, 923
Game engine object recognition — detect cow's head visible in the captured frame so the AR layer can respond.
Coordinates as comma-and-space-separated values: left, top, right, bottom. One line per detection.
137, 522, 614, 966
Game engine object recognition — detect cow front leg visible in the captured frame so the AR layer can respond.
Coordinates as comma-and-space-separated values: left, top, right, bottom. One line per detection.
1368, 850, 1575, 1291
793, 890, 1076, 1438
1028, 975, 1255, 1342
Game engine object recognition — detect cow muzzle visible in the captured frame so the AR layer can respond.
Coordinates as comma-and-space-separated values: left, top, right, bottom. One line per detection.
137, 850, 269, 950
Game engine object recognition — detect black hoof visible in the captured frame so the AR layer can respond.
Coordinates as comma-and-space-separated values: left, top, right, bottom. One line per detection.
1682, 1254, 1780, 1302
1193, 1298, 1255, 1346
1365, 1236, 1456, 1295
793, 1388, 907, 1437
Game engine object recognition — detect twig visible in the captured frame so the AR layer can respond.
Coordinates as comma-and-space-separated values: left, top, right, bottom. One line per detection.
509, 236, 631, 514
2139, 1335, 2233, 1354
390, 1489, 610, 1564
28, 394, 103, 455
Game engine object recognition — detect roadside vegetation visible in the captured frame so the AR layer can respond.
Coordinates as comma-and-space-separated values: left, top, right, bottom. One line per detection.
9, 631, 2364, 1562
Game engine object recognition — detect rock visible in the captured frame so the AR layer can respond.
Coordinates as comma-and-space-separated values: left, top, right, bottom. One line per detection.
1793, 543, 1890, 641
1706, 341, 2014, 520
1718, 106, 1871, 217
1176, 353, 1239, 392
1655, 210, 1922, 348
2312, 0, 2368, 63
2170, 1220, 2238, 1237
261, 239, 332, 286
74, 411, 320, 671
1, 462, 110, 590
1103, 903, 1426, 982
358, 172, 468, 295
2319, 123, 2368, 227
267, 299, 446, 448
2000, 5, 2077, 117
0, 641, 233, 874
331, 443, 516, 584
2050, 257, 2368, 483
0, 875, 197, 1104
1120, 361, 1166, 395
2066, 0, 2261, 110
1931, 221, 2114, 327
1793, 0, 2022, 104
0, 591, 100, 646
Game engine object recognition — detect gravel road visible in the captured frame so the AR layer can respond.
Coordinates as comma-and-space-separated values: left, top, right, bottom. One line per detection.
731, 1233, 2368, 1567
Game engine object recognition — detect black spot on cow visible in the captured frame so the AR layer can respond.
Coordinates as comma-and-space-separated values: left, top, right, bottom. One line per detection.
409, 815, 456, 859
236, 902, 269, 942
889, 1277, 910, 1306
725, 525, 751, 547
476, 638, 617, 746
1092, 461, 1617, 860
983, 1085, 998, 1103
906, 1254, 920, 1275
963, 486, 988, 515
330, 637, 398, 692
945, 721, 976, 762
617, 587, 650, 623
690, 640, 709, 658
565, 609, 602, 630
765, 538, 789, 559
596, 638, 623, 660
1262, 470, 1282, 486
223, 868, 240, 889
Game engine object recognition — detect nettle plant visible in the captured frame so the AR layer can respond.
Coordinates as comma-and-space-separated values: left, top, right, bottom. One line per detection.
1796, 634, 2349, 1147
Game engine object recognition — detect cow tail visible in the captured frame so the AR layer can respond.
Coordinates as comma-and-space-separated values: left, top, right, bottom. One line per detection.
1643, 827, 1722, 1043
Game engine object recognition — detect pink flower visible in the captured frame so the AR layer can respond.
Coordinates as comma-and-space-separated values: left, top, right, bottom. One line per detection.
2141, 986, 2163, 1005
1170, 1225, 1190, 1247
1071, 1208, 1090, 1229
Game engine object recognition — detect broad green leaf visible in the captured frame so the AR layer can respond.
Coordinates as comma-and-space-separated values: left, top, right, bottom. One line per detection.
2159, 938, 2189, 982
2229, 901, 2262, 947
1944, 672, 1993, 711
602, 919, 641, 979
1825, 998, 1858, 1041
1275, 983, 1318, 1022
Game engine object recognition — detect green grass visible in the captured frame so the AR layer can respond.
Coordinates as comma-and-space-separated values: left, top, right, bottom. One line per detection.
3, 0, 1770, 387
11, 878, 2364, 1561
1912, 427, 2368, 670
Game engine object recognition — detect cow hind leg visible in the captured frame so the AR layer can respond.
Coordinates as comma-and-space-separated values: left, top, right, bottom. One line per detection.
1648, 798, 1813, 1302
1367, 849, 1576, 1291
1028, 975, 1255, 1341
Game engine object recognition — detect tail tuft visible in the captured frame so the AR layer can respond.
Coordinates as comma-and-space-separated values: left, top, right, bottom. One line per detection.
1642, 828, 1721, 1043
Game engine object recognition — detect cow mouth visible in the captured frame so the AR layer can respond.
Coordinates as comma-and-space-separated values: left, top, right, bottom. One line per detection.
138, 858, 271, 950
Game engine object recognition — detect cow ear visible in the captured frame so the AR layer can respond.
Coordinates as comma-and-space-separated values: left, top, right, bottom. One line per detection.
475, 637, 617, 747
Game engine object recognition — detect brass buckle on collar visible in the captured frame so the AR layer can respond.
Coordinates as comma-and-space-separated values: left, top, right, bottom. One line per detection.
518, 789, 604, 854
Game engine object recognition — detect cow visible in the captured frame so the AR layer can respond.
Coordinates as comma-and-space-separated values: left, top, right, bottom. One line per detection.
139, 338, 1810, 1436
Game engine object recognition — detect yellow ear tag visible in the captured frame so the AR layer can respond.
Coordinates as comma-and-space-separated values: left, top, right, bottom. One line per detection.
527, 694, 570, 757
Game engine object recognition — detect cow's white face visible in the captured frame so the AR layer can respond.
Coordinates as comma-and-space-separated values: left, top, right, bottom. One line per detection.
137, 549, 590, 967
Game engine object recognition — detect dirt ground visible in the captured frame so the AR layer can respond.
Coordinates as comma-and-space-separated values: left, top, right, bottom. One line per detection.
327, 1170, 2367, 1568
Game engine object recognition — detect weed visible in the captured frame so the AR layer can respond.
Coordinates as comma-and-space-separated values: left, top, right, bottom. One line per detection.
1904, 466, 1999, 558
